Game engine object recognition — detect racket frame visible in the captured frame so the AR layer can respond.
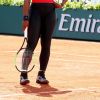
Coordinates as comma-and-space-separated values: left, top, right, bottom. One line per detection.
15, 27, 35, 73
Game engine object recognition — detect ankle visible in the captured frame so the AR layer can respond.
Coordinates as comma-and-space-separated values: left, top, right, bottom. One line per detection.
38, 70, 45, 75
20, 73, 28, 79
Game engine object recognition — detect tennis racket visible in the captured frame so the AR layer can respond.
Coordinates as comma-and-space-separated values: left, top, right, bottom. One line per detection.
15, 27, 35, 73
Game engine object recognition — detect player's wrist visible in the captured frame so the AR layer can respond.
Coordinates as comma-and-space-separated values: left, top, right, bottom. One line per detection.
23, 15, 29, 21
61, 2, 64, 6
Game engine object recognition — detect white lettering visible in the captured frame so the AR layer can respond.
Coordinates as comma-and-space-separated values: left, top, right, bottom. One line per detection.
70, 18, 86, 32
97, 26, 100, 33
59, 14, 70, 31
91, 19, 100, 33
58, 13, 100, 34
86, 14, 92, 33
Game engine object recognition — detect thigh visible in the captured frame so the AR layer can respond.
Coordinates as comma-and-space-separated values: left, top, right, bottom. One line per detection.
41, 10, 57, 48
27, 7, 41, 50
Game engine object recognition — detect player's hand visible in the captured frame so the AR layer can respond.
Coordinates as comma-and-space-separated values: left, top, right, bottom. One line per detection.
54, 2, 62, 8
22, 20, 29, 31
61, 2, 65, 7
61, 0, 68, 7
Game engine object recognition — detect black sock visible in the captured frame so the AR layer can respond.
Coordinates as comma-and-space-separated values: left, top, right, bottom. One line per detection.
38, 70, 45, 78
20, 73, 28, 79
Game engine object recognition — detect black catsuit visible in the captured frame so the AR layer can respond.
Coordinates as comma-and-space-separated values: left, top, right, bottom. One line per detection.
26, 3, 56, 71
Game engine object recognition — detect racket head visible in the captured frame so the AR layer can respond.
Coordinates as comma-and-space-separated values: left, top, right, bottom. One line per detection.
15, 48, 35, 73
15, 27, 35, 73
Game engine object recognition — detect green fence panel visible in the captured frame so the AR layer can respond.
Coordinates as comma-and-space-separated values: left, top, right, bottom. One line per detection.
0, 6, 23, 35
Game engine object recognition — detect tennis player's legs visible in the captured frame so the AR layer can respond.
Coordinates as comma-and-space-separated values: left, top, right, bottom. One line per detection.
39, 9, 56, 71
20, 6, 41, 85
20, 3, 56, 85
27, 4, 56, 72
21, 3, 41, 71
36, 5, 56, 84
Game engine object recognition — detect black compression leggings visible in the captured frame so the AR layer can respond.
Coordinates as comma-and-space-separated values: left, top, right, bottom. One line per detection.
27, 3, 56, 71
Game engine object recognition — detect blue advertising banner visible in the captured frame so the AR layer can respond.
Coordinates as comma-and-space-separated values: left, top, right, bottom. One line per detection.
53, 9, 100, 41
0, 6, 23, 35
0, 6, 100, 41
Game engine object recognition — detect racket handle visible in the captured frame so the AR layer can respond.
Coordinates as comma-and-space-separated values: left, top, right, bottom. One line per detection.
24, 27, 28, 38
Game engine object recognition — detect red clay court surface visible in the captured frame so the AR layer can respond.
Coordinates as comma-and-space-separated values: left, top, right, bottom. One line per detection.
0, 35, 100, 100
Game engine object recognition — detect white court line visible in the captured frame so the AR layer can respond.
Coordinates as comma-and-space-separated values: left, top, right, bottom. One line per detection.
0, 87, 99, 98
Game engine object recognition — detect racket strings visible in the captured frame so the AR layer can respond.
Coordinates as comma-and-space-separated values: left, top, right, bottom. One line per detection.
15, 27, 35, 73
21, 49, 33, 71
